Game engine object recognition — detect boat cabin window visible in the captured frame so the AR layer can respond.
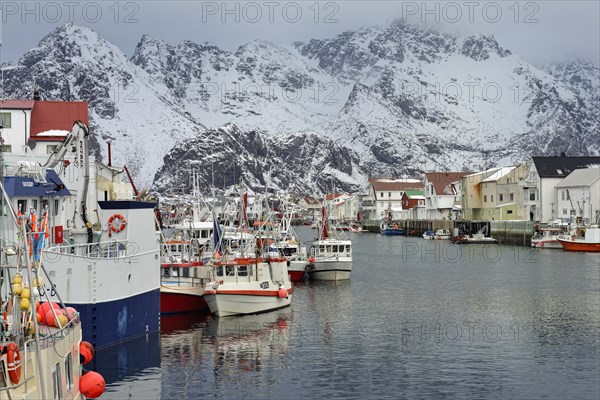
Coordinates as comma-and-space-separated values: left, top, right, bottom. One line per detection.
319, 245, 325, 253
54, 199, 60, 216
17, 199, 27, 214
332, 245, 338, 252
282, 248, 297, 256
31, 199, 39, 214
65, 352, 73, 390
163, 268, 170, 277
171, 268, 179, 277
182, 268, 190, 278
346, 245, 351, 252
52, 362, 63, 400
201, 230, 211, 239
238, 265, 248, 276
226, 266, 235, 276
170, 244, 178, 252
216, 266, 224, 276
326, 245, 332, 252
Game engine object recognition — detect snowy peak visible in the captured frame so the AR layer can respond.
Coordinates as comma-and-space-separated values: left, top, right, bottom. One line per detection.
461, 34, 511, 61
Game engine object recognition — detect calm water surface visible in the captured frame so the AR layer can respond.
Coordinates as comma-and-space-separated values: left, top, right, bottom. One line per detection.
96, 229, 600, 399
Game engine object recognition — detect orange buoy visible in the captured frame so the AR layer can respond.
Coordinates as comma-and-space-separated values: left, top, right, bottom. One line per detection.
80, 370, 106, 399
277, 288, 288, 299
65, 307, 78, 320
44, 309, 58, 326
308, 257, 315, 263
80, 341, 95, 365
36, 312, 42, 323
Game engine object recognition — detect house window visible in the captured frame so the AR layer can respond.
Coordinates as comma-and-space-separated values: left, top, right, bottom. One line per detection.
491, 195, 494, 202
0, 112, 11, 128
509, 193, 514, 202
1, 145, 11, 153
499, 194, 503, 202
563, 209, 568, 215
507, 210, 513, 214
529, 191, 536, 201
47, 144, 59, 154
380, 192, 384, 198
484, 195, 487, 202
388, 192, 391, 197
561, 190, 565, 200
419, 200, 424, 206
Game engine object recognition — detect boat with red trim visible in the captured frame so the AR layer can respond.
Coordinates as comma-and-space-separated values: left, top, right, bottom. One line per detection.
557, 225, 600, 252
203, 256, 293, 317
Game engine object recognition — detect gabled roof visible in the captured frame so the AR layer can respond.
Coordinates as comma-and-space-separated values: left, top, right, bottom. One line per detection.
30, 101, 88, 136
425, 172, 471, 195
370, 178, 422, 192
302, 196, 320, 205
555, 167, 600, 188
532, 157, 600, 178
482, 167, 516, 182
0, 100, 34, 110
403, 190, 424, 198
325, 193, 343, 201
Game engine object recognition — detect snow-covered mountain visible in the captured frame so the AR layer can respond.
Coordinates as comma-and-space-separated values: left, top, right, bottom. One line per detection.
2, 23, 598, 194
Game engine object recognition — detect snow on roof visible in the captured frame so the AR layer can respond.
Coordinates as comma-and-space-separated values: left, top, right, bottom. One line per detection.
482, 167, 516, 182
555, 166, 600, 188
35, 130, 70, 137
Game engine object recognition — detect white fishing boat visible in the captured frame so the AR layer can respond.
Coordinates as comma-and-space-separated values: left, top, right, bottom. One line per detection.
434, 229, 452, 240
307, 207, 353, 281
202, 209, 293, 317
2, 121, 160, 348
531, 227, 564, 249
0, 183, 106, 399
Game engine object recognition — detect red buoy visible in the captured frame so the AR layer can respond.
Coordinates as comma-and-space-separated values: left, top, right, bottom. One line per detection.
80, 341, 95, 365
277, 288, 288, 299
308, 257, 315, 263
80, 370, 106, 399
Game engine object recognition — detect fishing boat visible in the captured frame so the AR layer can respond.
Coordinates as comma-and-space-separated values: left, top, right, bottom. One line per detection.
423, 230, 435, 240
307, 207, 353, 281
274, 207, 309, 282
434, 229, 452, 240
452, 227, 498, 244
557, 225, 600, 252
380, 221, 404, 236
160, 220, 213, 314
0, 186, 106, 399
3, 121, 160, 348
531, 227, 565, 249
202, 211, 293, 317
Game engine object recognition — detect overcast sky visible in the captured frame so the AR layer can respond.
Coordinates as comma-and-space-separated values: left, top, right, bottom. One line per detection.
0, 1, 598, 67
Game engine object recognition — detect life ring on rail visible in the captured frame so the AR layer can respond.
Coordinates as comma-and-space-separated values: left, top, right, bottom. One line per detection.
7, 342, 21, 384
108, 214, 127, 233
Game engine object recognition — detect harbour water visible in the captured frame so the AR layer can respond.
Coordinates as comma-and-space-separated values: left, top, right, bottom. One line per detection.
97, 229, 599, 399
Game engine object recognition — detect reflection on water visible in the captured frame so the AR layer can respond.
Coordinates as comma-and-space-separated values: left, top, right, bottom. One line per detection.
94, 332, 161, 400
96, 233, 599, 399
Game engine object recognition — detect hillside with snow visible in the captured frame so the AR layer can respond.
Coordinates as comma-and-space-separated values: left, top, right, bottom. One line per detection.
2, 23, 598, 194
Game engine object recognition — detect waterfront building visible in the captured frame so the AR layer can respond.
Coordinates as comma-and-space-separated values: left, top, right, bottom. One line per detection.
555, 166, 600, 225
367, 178, 423, 220
423, 172, 470, 220
521, 156, 600, 222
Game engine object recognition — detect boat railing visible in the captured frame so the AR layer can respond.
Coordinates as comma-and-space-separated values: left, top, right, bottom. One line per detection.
45, 239, 132, 259
0, 318, 80, 392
